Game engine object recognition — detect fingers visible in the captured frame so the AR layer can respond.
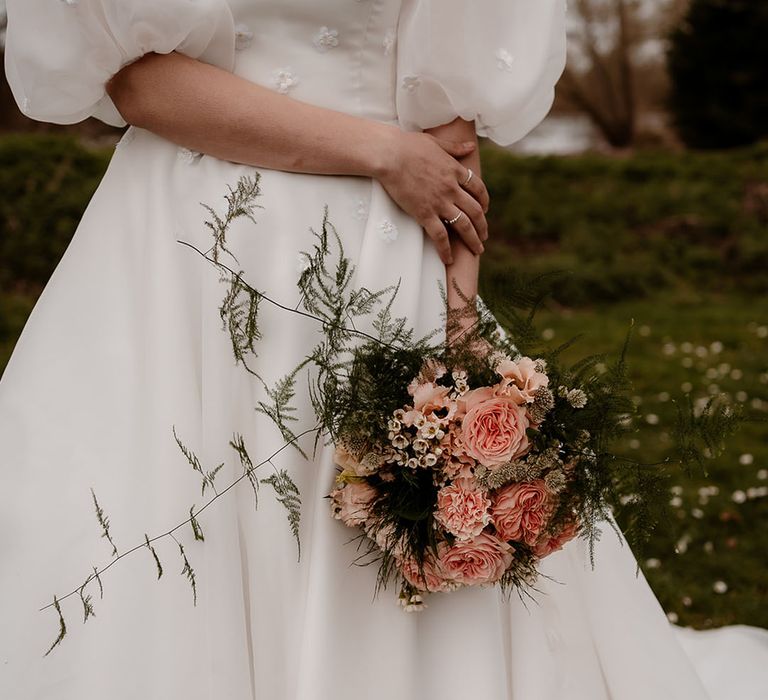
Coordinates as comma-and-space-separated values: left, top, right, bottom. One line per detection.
459, 167, 490, 213
433, 137, 476, 159
444, 205, 485, 256
424, 218, 454, 265
455, 190, 488, 242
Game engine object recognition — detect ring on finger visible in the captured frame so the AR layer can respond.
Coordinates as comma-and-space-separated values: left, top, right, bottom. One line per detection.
444, 210, 463, 226
461, 168, 474, 187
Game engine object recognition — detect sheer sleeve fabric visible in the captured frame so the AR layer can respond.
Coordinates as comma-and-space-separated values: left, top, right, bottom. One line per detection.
396, 0, 567, 146
4, 0, 236, 127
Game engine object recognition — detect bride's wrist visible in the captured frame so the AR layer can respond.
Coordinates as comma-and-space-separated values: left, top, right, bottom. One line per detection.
364, 122, 401, 181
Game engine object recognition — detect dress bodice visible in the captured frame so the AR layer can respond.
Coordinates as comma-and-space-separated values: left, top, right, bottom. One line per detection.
227, 0, 402, 123
5, 0, 568, 147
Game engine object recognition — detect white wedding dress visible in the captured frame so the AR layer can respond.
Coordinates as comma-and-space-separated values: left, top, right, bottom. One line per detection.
2, 1, 767, 698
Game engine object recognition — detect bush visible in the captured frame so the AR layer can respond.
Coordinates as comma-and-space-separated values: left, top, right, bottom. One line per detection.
668, 0, 768, 149
0, 134, 111, 292
480, 143, 768, 305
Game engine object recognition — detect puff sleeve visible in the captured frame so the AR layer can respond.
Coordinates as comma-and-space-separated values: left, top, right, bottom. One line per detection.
396, 0, 567, 146
4, 0, 236, 127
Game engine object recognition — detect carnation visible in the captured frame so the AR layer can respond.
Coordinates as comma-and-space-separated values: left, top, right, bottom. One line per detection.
433, 478, 492, 540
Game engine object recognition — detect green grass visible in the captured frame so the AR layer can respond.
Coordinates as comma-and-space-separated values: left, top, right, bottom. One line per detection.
499, 292, 768, 629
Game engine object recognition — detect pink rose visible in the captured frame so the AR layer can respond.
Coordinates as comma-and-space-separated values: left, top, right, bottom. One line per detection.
439, 532, 514, 586
491, 480, 553, 545
533, 521, 580, 558
434, 479, 492, 540
401, 551, 450, 592
460, 396, 530, 468
330, 480, 377, 527
495, 357, 549, 405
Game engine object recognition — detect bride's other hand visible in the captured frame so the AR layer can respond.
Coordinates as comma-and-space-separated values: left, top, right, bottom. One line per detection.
374, 130, 489, 265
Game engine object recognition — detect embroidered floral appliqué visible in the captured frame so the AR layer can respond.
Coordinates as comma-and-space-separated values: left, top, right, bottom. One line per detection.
177, 147, 203, 164
495, 48, 516, 72
378, 219, 399, 243
383, 30, 396, 56
313, 26, 339, 52
401, 76, 420, 93
272, 68, 299, 94
235, 23, 254, 51
353, 198, 369, 221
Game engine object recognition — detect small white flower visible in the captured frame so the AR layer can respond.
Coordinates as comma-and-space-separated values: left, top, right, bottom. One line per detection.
272, 67, 299, 94
235, 23, 254, 51
757, 469, 768, 480
739, 453, 754, 466
645, 413, 660, 425
542, 328, 555, 341
566, 388, 588, 409
731, 490, 747, 504
645, 558, 661, 569
667, 611, 679, 623
495, 48, 516, 71
712, 580, 728, 594
639, 325, 651, 337
401, 75, 421, 93
691, 508, 705, 519
669, 496, 682, 508
378, 218, 399, 242
681, 596, 693, 607
313, 26, 339, 52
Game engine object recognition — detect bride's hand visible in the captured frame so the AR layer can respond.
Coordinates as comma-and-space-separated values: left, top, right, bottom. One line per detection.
374, 130, 490, 265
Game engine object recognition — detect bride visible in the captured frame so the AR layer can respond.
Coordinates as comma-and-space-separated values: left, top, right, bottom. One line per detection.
1, 1, 766, 698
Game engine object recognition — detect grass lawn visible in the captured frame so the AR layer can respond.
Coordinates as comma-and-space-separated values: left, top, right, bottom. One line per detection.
504, 291, 768, 630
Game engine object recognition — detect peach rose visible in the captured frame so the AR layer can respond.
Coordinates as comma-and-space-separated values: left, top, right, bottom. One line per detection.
408, 381, 456, 423
495, 357, 549, 405
401, 551, 450, 592
434, 479, 492, 540
491, 480, 553, 545
330, 480, 377, 527
533, 521, 580, 558
461, 396, 530, 468
439, 532, 514, 586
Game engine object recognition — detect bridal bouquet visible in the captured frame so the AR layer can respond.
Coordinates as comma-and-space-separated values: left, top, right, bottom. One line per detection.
329, 346, 604, 610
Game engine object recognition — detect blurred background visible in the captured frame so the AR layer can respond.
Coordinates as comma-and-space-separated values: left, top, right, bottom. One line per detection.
1, 0, 766, 629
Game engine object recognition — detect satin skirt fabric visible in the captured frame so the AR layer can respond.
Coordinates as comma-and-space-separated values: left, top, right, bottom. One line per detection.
1, 128, 766, 700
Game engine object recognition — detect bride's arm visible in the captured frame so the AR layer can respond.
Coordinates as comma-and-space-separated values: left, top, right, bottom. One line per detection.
424, 118, 484, 345
106, 51, 489, 265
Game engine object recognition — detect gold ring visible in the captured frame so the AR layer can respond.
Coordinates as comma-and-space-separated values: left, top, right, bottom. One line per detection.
444, 211, 463, 225
462, 168, 474, 186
